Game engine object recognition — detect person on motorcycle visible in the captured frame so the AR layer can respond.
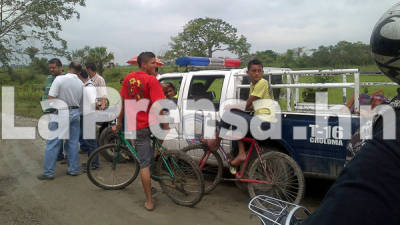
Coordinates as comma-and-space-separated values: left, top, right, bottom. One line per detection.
303, 4, 400, 224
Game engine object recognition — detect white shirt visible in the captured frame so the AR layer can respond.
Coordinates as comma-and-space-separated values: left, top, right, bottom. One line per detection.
81, 81, 97, 115
49, 73, 83, 107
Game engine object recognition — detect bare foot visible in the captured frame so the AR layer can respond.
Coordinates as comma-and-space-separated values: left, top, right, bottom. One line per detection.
144, 201, 155, 211
229, 154, 246, 166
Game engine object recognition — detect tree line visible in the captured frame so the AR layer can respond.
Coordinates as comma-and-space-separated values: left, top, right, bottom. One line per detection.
241, 41, 373, 68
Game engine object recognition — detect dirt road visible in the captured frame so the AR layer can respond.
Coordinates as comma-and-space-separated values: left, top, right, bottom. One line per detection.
0, 116, 330, 225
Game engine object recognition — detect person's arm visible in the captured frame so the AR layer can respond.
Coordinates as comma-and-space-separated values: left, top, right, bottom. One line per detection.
112, 76, 128, 132
245, 95, 260, 111
224, 90, 261, 111
112, 98, 124, 132
100, 98, 107, 110
48, 77, 60, 99
100, 77, 107, 110
150, 77, 169, 130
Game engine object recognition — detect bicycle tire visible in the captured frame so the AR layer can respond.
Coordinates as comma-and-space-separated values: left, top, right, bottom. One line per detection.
98, 126, 115, 146
98, 127, 119, 162
87, 144, 140, 190
247, 151, 305, 204
182, 144, 223, 193
233, 142, 269, 193
98, 128, 134, 163
157, 150, 205, 207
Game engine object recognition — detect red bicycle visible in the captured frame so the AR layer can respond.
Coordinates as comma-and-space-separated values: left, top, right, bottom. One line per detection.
182, 137, 305, 204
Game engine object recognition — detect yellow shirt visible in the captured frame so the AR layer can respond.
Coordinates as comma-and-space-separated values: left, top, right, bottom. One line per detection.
250, 79, 275, 121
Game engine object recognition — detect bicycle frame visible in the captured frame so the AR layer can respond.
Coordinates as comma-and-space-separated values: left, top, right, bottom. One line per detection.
198, 137, 273, 185
113, 131, 180, 181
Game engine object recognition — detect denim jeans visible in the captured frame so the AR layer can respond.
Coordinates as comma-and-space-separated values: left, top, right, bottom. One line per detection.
80, 115, 99, 167
42, 109, 81, 177
79, 115, 89, 152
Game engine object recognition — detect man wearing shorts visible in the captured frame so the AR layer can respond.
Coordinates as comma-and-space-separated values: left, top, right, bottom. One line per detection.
203, 59, 274, 166
112, 52, 165, 211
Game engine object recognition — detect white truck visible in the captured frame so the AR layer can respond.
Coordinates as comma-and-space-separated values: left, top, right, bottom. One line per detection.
157, 57, 397, 179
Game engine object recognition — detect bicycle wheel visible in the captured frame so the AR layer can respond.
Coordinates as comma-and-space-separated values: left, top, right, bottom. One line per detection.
87, 144, 140, 190
247, 151, 305, 204
157, 150, 205, 207
98, 126, 115, 146
182, 144, 223, 193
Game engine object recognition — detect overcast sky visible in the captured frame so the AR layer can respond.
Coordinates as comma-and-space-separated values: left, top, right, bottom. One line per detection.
60, 0, 398, 65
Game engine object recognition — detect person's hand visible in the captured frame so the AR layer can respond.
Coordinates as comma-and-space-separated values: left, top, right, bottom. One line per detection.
112, 124, 121, 133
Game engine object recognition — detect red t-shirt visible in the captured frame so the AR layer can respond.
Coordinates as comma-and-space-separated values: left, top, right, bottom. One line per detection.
120, 71, 165, 130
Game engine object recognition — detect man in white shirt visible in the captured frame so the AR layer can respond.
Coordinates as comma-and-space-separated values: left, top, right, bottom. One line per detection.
38, 71, 84, 179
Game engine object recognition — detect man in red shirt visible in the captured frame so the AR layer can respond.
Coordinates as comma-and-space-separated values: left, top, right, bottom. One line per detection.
113, 52, 165, 211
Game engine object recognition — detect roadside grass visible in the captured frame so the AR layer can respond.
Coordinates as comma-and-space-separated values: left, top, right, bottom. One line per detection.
294, 74, 397, 105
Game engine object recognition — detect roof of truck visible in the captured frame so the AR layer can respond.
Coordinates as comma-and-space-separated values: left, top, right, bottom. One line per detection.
157, 67, 292, 78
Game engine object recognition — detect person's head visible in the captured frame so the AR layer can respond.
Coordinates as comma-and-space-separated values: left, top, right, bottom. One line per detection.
247, 59, 264, 83
48, 58, 63, 76
78, 69, 89, 83
85, 62, 97, 77
162, 82, 177, 99
68, 61, 82, 75
137, 52, 157, 75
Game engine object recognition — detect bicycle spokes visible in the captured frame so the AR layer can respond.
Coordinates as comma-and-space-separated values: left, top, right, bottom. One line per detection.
249, 153, 303, 203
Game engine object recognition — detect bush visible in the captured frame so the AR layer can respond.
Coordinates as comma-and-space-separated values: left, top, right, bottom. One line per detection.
103, 67, 123, 82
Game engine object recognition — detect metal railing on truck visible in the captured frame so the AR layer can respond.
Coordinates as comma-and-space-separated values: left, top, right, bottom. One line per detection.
234, 69, 398, 113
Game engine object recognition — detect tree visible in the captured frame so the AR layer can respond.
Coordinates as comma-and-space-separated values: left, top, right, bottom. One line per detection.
31, 57, 48, 74
67, 46, 114, 74
0, 0, 85, 68
252, 50, 279, 65
86, 47, 114, 75
24, 46, 39, 62
165, 17, 251, 59
67, 45, 90, 64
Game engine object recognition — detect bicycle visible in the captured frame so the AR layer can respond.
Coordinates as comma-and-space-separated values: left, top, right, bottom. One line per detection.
248, 195, 310, 225
86, 130, 205, 207
182, 137, 305, 204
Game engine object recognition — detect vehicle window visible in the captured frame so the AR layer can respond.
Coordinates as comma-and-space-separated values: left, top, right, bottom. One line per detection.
187, 75, 224, 110
159, 77, 182, 99
239, 76, 250, 101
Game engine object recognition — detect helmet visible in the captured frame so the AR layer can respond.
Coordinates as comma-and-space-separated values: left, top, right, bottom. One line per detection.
371, 3, 400, 84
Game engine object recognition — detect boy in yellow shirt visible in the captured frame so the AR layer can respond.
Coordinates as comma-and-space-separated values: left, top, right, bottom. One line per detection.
203, 59, 274, 166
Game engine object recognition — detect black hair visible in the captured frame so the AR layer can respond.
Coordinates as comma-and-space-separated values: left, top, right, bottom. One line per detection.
137, 52, 155, 68
85, 62, 97, 72
48, 58, 62, 67
69, 61, 82, 74
80, 69, 89, 79
155, 67, 159, 73
166, 82, 176, 91
247, 59, 263, 71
